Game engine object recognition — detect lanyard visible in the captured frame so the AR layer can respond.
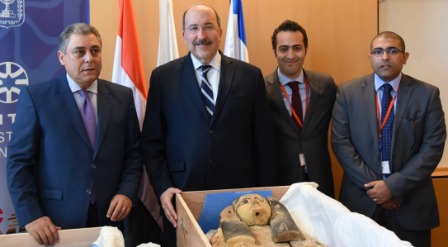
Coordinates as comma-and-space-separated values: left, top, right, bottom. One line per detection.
375, 87, 398, 140
279, 77, 309, 128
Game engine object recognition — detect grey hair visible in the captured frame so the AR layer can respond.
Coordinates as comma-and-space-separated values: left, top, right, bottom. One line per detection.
58, 23, 102, 54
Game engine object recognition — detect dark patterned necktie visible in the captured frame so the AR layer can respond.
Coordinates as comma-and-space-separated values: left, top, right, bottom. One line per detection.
381, 84, 394, 161
200, 65, 214, 118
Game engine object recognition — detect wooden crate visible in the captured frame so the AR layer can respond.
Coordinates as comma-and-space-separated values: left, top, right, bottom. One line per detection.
176, 186, 289, 247
0, 227, 102, 247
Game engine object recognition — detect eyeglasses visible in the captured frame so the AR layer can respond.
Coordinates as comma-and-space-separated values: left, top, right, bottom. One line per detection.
370, 47, 404, 56
185, 24, 217, 34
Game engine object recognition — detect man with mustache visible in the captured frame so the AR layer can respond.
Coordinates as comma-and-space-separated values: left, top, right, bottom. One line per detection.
7, 23, 142, 245
141, 4, 275, 246
331, 31, 446, 247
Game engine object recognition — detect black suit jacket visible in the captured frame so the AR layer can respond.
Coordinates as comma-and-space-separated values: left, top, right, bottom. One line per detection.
331, 73, 446, 230
141, 53, 276, 197
7, 76, 142, 228
265, 69, 337, 197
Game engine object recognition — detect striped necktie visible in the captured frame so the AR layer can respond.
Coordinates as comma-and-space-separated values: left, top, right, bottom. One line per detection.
200, 65, 214, 117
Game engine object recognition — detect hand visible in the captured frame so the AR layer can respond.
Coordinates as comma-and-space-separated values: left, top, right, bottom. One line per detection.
24, 216, 61, 245
106, 194, 133, 221
160, 187, 182, 228
364, 180, 393, 204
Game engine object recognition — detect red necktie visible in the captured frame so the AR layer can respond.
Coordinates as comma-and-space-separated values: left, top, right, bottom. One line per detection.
287, 81, 303, 127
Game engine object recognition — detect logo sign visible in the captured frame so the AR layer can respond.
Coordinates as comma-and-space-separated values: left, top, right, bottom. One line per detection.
0, 0, 25, 29
0, 62, 28, 104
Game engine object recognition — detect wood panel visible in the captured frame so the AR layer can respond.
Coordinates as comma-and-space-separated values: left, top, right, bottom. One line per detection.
432, 176, 448, 246
90, 0, 377, 84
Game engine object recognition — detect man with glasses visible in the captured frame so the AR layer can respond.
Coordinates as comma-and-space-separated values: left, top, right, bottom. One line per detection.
331, 31, 446, 247
140, 4, 275, 246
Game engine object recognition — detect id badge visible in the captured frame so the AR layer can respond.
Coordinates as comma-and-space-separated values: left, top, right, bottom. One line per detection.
381, 161, 391, 174
299, 153, 306, 167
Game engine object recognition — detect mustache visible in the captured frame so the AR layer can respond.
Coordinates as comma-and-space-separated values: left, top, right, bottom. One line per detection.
193, 39, 213, 46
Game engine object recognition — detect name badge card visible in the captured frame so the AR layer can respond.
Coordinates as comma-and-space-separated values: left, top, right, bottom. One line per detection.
381, 161, 391, 174
299, 153, 306, 167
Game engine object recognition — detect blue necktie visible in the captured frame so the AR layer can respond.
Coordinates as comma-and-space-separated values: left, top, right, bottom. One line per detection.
200, 65, 214, 118
381, 84, 394, 162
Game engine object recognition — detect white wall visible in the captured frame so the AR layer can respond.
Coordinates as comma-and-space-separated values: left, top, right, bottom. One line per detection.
379, 0, 448, 168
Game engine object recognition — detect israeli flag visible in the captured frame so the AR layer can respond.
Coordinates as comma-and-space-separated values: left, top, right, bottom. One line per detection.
224, 0, 249, 62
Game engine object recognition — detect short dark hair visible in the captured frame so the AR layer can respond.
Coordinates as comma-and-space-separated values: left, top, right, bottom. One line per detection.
371, 31, 406, 51
271, 20, 308, 50
59, 23, 102, 54
182, 4, 221, 30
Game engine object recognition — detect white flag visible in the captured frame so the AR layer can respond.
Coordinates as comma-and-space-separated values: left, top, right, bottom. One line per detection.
158, 0, 179, 66
224, 0, 249, 62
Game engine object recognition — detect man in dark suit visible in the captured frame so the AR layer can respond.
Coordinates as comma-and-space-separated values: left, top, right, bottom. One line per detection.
331, 31, 446, 247
7, 23, 142, 245
265, 20, 337, 197
140, 4, 275, 246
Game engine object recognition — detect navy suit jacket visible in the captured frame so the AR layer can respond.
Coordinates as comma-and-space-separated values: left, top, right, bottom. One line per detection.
7, 76, 142, 229
141, 53, 276, 197
331, 73, 446, 230
265, 69, 337, 197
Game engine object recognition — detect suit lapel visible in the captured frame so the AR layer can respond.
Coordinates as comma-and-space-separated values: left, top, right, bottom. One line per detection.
95, 80, 111, 158
57, 77, 92, 150
362, 75, 379, 148
302, 70, 318, 133
266, 71, 300, 135
211, 56, 233, 126
392, 75, 413, 149
182, 55, 211, 121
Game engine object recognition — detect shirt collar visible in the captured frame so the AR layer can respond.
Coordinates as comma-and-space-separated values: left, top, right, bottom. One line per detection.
374, 73, 401, 92
277, 68, 304, 87
67, 74, 98, 94
191, 52, 221, 72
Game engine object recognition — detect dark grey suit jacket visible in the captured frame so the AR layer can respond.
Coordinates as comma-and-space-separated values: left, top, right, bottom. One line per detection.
265, 69, 337, 197
331, 73, 446, 230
